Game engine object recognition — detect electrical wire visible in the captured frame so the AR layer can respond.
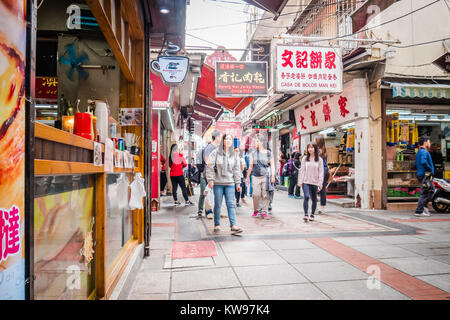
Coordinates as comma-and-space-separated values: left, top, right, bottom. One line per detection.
185, 33, 224, 47
187, 0, 366, 31
304, 0, 442, 44
390, 37, 450, 49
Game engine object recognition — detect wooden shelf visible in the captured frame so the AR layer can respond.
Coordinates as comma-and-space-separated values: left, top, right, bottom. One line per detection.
387, 170, 416, 173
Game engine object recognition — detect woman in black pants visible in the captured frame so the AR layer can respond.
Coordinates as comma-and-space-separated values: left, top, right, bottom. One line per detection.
169, 144, 194, 206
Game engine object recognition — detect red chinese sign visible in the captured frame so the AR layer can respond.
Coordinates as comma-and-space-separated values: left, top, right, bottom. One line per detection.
275, 45, 342, 93
36, 77, 58, 100
215, 121, 242, 139
0, 206, 21, 262
205, 47, 236, 68
293, 79, 368, 135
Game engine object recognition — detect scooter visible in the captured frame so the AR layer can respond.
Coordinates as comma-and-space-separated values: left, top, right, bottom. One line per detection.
432, 178, 450, 213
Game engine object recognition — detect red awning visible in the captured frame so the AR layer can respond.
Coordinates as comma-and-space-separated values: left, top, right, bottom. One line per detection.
241, 0, 288, 17
195, 64, 252, 116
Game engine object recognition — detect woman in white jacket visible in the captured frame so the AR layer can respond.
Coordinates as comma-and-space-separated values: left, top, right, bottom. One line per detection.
298, 142, 324, 222
206, 134, 243, 234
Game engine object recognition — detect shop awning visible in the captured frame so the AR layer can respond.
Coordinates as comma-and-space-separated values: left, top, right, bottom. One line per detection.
195, 64, 253, 117
241, 0, 288, 17
386, 82, 450, 99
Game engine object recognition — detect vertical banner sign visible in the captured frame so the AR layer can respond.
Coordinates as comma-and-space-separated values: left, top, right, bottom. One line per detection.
0, 0, 26, 300
151, 112, 160, 199
275, 45, 343, 94
215, 121, 243, 139
215, 62, 268, 97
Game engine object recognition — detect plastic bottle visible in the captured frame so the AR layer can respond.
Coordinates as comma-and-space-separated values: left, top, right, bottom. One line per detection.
94, 100, 109, 143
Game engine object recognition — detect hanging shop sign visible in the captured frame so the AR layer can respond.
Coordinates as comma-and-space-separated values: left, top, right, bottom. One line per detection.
432, 51, 450, 73
294, 79, 368, 135
0, 1, 26, 300
215, 121, 243, 139
205, 47, 236, 68
151, 43, 189, 86
263, 112, 282, 128
215, 61, 268, 97
275, 44, 343, 94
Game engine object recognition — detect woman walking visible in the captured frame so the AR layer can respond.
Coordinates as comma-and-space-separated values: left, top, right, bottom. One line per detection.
245, 134, 276, 220
234, 147, 245, 208
169, 144, 195, 206
315, 135, 329, 214
206, 134, 243, 234
160, 153, 167, 196
298, 142, 324, 222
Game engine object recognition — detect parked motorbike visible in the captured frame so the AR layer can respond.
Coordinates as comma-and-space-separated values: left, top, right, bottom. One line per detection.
432, 178, 450, 213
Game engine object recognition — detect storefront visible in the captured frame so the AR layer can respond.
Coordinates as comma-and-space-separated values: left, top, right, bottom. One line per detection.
0, 0, 184, 300
294, 78, 371, 208
380, 81, 450, 210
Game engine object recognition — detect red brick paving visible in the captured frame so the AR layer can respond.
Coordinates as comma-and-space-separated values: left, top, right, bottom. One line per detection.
171, 241, 218, 260
308, 237, 450, 300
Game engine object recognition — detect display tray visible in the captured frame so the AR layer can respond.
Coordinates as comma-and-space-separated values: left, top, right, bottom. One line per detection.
387, 197, 419, 201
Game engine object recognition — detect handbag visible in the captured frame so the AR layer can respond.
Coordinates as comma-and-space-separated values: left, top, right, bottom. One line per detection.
421, 172, 433, 191
190, 169, 201, 184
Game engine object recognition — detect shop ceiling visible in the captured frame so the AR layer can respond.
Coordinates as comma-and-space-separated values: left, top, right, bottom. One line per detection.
144, 0, 186, 48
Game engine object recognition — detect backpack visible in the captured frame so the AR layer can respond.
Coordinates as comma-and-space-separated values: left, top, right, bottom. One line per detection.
287, 158, 295, 176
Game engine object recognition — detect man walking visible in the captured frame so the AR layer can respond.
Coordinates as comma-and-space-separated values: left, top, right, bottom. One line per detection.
414, 135, 435, 217
198, 130, 222, 219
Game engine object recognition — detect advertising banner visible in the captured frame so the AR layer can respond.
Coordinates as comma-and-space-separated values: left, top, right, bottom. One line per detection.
275, 45, 343, 94
151, 112, 160, 199
0, 0, 26, 300
215, 121, 242, 140
215, 62, 268, 97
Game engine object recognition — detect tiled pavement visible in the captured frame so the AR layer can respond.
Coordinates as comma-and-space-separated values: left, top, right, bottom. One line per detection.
127, 188, 450, 300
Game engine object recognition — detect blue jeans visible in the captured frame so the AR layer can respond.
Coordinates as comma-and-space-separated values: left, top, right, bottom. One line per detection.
302, 184, 318, 216
213, 185, 237, 227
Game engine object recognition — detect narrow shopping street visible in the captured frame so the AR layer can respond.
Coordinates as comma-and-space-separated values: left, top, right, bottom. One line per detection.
125, 188, 450, 300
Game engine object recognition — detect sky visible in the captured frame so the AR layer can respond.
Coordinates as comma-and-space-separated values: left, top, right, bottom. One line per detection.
185, 0, 250, 60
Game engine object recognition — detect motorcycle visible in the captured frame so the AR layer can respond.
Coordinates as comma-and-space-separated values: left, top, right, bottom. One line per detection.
432, 178, 450, 213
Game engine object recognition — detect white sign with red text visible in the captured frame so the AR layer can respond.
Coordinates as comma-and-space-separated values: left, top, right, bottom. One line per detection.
294, 79, 369, 135
275, 45, 343, 94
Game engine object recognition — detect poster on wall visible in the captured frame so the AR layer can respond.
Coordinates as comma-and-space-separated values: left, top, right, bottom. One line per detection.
34, 186, 95, 300
0, 0, 26, 300
275, 44, 343, 94
119, 108, 143, 126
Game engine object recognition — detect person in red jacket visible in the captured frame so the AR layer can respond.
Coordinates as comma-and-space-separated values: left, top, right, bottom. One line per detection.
169, 143, 194, 206
160, 153, 167, 196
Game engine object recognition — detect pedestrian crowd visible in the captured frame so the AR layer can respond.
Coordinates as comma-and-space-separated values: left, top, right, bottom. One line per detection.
158, 131, 437, 235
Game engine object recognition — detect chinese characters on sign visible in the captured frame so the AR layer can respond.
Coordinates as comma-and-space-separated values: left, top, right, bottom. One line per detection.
215, 121, 243, 139
0, 206, 21, 263
36, 77, 58, 100
275, 45, 343, 93
293, 79, 368, 135
215, 62, 268, 97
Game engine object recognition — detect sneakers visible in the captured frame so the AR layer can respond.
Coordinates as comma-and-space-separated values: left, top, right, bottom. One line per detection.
236, 203, 242, 207
316, 209, 323, 215
174, 201, 181, 206
185, 201, 195, 206
197, 210, 203, 217
294, 195, 303, 199
206, 214, 213, 220
268, 207, 272, 214
309, 215, 315, 221
230, 226, 243, 234
288, 195, 294, 198
213, 226, 221, 233
261, 212, 270, 220
414, 208, 431, 217
303, 216, 309, 222
252, 210, 260, 217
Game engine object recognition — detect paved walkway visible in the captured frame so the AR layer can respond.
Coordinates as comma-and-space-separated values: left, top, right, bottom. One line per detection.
127, 188, 450, 300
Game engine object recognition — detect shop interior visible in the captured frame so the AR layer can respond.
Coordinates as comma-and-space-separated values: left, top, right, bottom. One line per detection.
33, 0, 142, 300
313, 123, 356, 198
385, 106, 450, 204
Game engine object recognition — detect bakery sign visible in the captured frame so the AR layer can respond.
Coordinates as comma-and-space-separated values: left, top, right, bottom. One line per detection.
275, 44, 343, 94
294, 79, 368, 135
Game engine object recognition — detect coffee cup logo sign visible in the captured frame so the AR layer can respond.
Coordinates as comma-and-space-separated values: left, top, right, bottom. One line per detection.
151, 43, 189, 86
